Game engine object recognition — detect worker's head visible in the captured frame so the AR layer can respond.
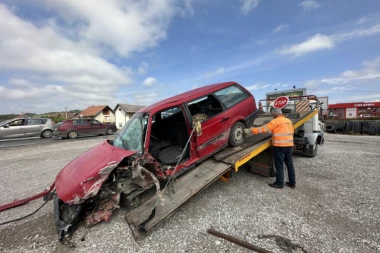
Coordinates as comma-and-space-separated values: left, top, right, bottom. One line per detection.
272, 108, 282, 118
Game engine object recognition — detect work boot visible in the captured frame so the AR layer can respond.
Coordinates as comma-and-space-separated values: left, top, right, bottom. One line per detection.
268, 183, 283, 189
286, 182, 296, 189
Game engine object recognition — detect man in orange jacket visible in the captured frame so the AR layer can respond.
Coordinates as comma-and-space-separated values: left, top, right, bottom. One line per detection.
244, 108, 296, 189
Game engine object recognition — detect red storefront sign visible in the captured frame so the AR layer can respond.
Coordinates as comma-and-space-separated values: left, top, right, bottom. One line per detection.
329, 102, 380, 109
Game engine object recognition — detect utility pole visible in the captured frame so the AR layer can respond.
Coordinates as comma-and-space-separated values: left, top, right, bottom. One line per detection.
65, 107, 68, 119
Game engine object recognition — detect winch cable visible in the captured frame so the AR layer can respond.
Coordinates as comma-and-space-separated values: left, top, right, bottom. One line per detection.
158, 129, 195, 202
0, 198, 50, 226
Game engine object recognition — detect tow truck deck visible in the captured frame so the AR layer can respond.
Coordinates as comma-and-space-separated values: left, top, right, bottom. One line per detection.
126, 109, 318, 239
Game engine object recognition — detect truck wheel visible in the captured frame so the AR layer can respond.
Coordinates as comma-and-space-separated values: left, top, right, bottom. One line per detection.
67, 130, 78, 139
306, 144, 318, 158
228, 122, 245, 147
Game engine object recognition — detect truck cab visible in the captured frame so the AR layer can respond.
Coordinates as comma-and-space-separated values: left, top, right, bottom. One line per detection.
267, 96, 324, 157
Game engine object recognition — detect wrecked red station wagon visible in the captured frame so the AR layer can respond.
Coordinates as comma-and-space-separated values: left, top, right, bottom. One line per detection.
54, 81, 258, 237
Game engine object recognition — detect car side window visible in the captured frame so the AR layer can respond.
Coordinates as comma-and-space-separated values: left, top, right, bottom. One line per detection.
27, 119, 42, 125
90, 120, 101, 125
9, 119, 25, 127
213, 85, 249, 109
186, 95, 223, 121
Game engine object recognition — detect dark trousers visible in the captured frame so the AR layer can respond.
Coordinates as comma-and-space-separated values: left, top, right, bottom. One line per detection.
273, 146, 296, 186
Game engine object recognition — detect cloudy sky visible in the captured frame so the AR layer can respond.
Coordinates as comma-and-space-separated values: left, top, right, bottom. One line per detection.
1, 0, 380, 114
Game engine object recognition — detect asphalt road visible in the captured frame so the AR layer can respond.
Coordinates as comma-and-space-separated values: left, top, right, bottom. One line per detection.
0, 135, 113, 149
0, 133, 379, 252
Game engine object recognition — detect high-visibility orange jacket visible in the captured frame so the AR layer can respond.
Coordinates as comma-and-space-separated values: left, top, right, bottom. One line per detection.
251, 115, 294, 147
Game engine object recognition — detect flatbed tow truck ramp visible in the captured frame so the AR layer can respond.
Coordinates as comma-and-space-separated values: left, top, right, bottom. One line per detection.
125, 108, 319, 239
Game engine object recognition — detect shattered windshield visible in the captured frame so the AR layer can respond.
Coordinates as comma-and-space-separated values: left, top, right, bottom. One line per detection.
113, 112, 149, 153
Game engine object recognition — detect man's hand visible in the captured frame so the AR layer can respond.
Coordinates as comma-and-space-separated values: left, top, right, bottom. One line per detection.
243, 128, 251, 137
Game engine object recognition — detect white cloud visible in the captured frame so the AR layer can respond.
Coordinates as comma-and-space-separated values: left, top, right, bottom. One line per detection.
239, 0, 260, 15
332, 24, 380, 43
319, 57, 380, 85
142, 77, 158, 87
245, 82, 271, 91
276, 34, 334, 57
298, 0, 321, 11
273, 24, 289, 33
304, 80, 321, 89
0, 2, 191, 113
0, 5, 131, 85
245, 82, 289, 91
137, 62, 149, 75
276, 24, 380, 58
203, 68, 225, 78
302, 57, 380, 96
133, 92, 159, 105
41, 0, 191, 57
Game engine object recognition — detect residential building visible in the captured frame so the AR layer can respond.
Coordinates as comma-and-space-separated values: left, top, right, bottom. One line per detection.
114, 104, 145, 129
77, 105, 116, 123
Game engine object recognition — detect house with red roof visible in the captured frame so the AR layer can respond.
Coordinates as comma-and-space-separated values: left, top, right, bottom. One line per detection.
76, 105, 115, 123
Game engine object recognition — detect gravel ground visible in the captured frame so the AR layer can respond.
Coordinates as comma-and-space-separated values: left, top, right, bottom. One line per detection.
0, 134, 379, 253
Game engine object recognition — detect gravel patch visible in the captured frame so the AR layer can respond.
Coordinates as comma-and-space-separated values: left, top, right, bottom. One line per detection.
0, 133, 379, 252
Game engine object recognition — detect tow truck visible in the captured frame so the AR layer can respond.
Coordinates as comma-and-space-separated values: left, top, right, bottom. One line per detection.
0, 94, 323, 241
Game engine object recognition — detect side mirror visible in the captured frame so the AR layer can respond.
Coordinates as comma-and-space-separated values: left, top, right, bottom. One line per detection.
192, 113, 207, 136
2, 125, 9, 128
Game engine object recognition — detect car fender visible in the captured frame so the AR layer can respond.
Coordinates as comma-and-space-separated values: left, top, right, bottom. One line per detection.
55, 140, 137, 204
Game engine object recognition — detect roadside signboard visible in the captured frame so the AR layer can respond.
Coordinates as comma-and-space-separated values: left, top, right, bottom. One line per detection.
273, 96, 289, 109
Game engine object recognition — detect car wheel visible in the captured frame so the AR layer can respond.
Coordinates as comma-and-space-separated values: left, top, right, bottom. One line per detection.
41, 130, 53, 138
67, 131, 78, 139
106, 128, 114, 135
228, 121, 245, 147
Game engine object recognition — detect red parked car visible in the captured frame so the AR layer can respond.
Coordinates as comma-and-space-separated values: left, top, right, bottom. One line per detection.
53, 119, 117, 139
54, 82, 258, 237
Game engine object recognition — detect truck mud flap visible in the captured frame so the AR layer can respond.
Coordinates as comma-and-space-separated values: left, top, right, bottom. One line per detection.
125, 159, 231, 240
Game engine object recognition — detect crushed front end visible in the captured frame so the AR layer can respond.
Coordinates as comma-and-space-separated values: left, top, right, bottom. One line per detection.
54, 140, 161, 239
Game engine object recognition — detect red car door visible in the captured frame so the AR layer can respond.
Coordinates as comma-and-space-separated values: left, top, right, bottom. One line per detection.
186, 95, 228, 158
73, 119, 90, 135
89, 120, 104, 135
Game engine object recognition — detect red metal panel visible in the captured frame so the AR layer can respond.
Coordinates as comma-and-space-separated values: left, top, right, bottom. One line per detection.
329, 102, 380, 109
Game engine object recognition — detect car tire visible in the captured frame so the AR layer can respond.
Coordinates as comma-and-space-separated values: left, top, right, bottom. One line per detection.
41, 130, 53, 138
353, 121, 362, 134
325, 125, 335, 132
106, 128, 114, 135
307, 143, 318, 158
67, 130, 78, 139
345, 121, 354, 134
228, 121, 245, 147
334, 128, 344, 134
361, 121, 370, 134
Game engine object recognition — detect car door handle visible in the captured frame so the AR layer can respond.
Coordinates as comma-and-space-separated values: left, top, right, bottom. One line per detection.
220, 117, 229, 122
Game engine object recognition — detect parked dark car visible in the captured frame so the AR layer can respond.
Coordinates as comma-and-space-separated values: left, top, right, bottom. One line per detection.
53, 119, 117, 139
0, 118, 54, 139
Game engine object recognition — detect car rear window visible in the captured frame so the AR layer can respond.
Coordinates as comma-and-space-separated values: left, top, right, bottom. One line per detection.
213, 85, 250, 109
27, 119, 46, 125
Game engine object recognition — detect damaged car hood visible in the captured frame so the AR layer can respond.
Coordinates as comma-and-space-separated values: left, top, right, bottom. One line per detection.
55, 140, 137, 203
